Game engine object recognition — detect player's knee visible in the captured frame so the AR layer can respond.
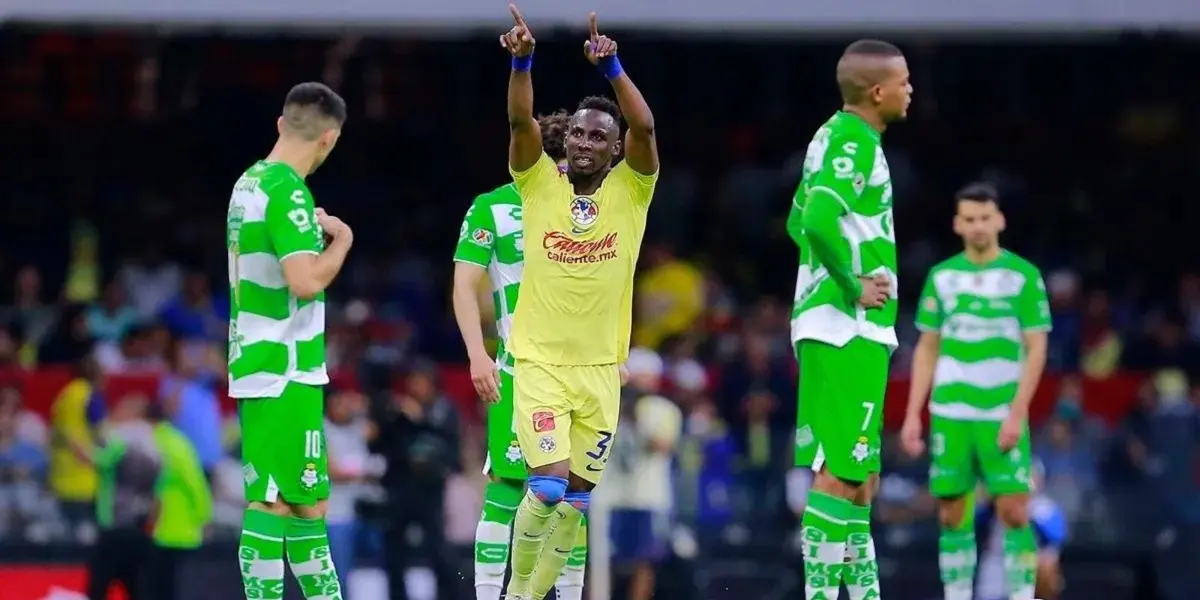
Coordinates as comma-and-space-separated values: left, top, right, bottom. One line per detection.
853, 473, 880, 506
996, 494, 1030, 527
527, 475, 569, 506
937, 496, 968, 529
1035, 556, 1063, 599
562, 491, 591, 514
248, 500, 291, 517
291, 500, 328, 520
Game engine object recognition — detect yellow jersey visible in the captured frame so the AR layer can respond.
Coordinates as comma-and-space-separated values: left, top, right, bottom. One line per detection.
508, 153, 658, 365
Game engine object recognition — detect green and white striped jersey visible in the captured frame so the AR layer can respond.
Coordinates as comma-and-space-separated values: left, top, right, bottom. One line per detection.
915, 250, 1052, 420
790, 111, 899, 349
226, 161, 328, 398
453, 184, 524, 373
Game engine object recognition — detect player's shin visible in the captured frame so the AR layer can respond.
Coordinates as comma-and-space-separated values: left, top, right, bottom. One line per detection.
239, 509, 288, 599
529, 492, 588, 600
286, 516, 344, 600
801, 490, 852, 600
475, 481, 523, 600
843, 504, 882, 600
509, 475, 569, 596
938, 503, 977, 600
1003, 525, 1037, 600
554, 514, 588, 600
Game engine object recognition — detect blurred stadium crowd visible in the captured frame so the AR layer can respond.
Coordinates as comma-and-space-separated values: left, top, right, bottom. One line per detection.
0, 26, 1198, 600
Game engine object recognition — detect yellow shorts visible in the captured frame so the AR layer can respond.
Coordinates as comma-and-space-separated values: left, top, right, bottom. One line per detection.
513, 359, 621, 484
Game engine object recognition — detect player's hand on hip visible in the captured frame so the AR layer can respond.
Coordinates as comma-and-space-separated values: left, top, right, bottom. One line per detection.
316, 208, 352, 241
857, 274, 891, 309
470, 353, 501, 404
997, 414, 1023, 451
500, 3, 536, 57
582, 12, 617, 65
899, 416, 925, 457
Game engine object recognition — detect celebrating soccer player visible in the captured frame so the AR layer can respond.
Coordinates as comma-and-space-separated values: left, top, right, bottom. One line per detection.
227, 82, 351, 600
452, 110, 590, 600
788, 39, 911, 600
497, 4, 658, 599
900, 182, 1051, 600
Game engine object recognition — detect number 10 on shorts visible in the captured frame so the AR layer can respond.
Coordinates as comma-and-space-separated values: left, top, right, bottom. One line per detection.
304, 430, 323, 459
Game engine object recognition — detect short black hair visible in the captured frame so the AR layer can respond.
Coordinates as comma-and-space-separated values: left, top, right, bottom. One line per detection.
282, 82, 347, 140
842, 39, 904, 58
955, 181, 1000, 205
577, 96, 622, 124
837, 39, 905, 104
538, 110, 571, 162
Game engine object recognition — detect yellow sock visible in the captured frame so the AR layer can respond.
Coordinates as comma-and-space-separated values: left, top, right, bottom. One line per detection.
508, 488, 560, 596
530, 503, 585, 600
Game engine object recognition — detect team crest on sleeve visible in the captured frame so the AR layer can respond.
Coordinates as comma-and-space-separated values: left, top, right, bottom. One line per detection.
470, 228, 494, 247
569, 197, 599, 232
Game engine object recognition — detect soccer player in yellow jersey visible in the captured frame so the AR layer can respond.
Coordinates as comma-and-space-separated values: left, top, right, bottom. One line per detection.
498, 4, 659, 599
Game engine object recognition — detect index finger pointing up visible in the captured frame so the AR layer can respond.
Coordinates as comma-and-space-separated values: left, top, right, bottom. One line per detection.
509, 3, 526, 27
588, 12, 599, 39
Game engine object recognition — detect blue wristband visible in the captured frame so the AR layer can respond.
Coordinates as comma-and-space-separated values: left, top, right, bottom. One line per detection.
512, 54, 533, 72
597, 54, 623, 80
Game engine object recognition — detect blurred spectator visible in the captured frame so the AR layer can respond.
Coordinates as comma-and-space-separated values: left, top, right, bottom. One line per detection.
0, 325, 31, 377
604, 348, 684, 600
149, 398, 215, 600
85, 393, 160, 600
325, 386, 378, 595
1045, 375, 1109, 455
1107, 379, 1159, 485
85, 279, 140, 344
675, 397, 735, 528
1180, 272, 1200, 343
1036, 416, 1100, 522
732, 388, 787, 515
718, 334, 794, 428
1125, 313, 1200, 377
95, 324, 168, 376
0, 392, 49, 541
1080, 290, 1123, 378
875, 436, 936, 526
63, 219, 101, 304
1, 266, 56, 348
49, 356, 101, 542
633, 244, 705, 351
38, 303, 94, 366
370, 360, 461, 600
158, 340, 223, 475
1142, 370, 1199, 525
158, 269, 227, 343
1046, 269, 1082, 370
118, 244, 182, 320
0, 383, 48, 448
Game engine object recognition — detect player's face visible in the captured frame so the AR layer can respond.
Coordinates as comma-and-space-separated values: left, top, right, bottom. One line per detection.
873, 56, 913, 122
953, 199, 1004, 251
566, 109, 621, 176
311, 128, 342, 174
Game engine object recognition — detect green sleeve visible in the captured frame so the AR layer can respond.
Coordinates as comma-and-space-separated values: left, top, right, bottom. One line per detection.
452, 195, 498, 267
914, 272, 945, 331
802, 192, 862, 302
807, 132, 877, 212
265, 182, 323, 260
1017, 268, 1053, 331
786, 186, 805, 247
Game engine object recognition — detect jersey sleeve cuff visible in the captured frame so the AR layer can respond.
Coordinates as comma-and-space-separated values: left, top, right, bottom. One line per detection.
277, 249, 319, 262
914, 323, 941, 332
1022, 324, 1053, 333
452, 256, 489, 268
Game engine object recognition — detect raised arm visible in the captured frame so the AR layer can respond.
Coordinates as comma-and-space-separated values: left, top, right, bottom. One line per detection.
584, 13, 657, 175
501, 4, 542, 172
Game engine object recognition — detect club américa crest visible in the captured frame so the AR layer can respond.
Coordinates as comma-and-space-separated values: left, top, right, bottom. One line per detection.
569, 196, 599, 233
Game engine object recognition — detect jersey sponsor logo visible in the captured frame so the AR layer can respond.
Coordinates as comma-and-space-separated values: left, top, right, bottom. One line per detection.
569, 196, 599, 233
922, 296, 938, 313
470, 228, 495, 247
532, 410, 556, 432
538, 435, 557, 453
542, 231, 619, 264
